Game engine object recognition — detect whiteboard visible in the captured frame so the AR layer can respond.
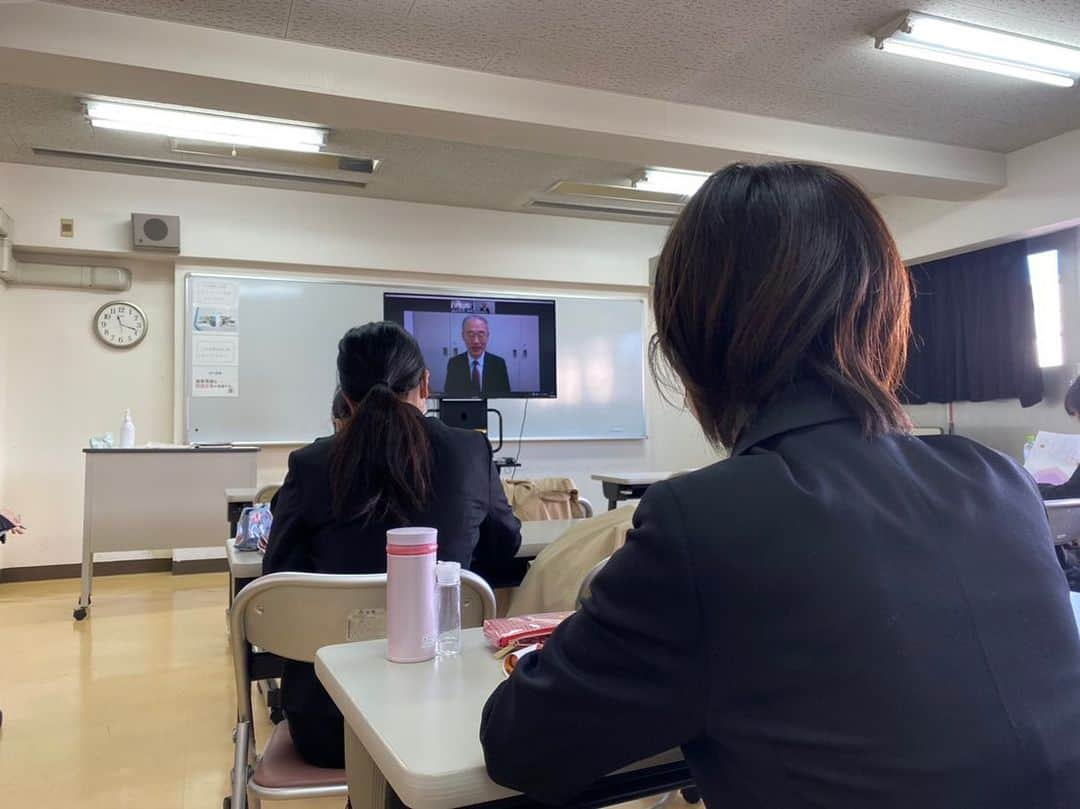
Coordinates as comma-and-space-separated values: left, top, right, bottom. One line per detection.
184, 273, 646, 443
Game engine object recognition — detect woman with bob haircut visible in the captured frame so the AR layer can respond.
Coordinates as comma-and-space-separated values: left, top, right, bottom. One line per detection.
480, 162, 1080, 809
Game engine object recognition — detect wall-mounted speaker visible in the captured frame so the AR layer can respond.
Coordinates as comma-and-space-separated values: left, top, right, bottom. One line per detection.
131, 213, 180, 252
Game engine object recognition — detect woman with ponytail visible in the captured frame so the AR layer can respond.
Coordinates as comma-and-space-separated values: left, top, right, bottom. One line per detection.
264, 321, 521, 768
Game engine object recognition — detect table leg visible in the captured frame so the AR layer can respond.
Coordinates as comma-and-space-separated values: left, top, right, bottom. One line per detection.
76, 468, 94, 621
602, 481, 620, 512
345, 724, 388, 809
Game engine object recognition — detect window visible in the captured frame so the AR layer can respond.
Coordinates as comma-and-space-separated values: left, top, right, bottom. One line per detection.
1028, 248, 1062, 368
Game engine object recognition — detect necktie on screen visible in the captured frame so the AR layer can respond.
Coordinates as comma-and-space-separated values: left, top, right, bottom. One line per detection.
472, 360, 481, 390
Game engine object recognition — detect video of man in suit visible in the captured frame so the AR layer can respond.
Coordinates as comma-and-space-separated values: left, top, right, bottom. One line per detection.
384, 293, 557, 399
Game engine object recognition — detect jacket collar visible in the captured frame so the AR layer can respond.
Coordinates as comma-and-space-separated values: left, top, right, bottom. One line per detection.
730, 379, 857, 457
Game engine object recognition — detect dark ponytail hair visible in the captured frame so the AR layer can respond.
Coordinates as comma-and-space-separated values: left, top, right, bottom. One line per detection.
330, 322, 432, 524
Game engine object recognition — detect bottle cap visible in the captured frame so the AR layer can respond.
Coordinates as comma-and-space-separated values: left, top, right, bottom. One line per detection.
386, 526, 437, 546
436, 561, 461, 585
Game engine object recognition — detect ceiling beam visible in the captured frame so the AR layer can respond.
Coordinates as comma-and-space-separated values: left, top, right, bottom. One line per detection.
0, 1, 1005, 200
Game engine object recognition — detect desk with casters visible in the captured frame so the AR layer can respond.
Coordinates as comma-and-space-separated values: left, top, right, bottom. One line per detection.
76, 447, 258, 620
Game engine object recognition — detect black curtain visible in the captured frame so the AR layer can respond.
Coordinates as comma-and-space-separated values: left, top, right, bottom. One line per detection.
903, 239, 1044, 407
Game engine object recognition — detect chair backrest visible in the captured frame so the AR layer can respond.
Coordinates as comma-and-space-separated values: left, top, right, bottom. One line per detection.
575, 556, 610, 609
229, 570, 496, 723
254, 484, 282, 505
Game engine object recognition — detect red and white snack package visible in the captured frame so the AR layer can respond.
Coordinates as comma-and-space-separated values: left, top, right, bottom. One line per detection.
483, 612, 573, 649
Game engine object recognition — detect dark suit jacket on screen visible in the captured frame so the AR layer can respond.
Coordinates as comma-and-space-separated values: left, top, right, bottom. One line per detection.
263, 416, 521, 724
444, 352, 511, 398
481, 379, 1080, 809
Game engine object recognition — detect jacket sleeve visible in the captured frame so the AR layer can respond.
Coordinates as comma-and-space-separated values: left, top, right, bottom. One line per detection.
262, 450, 313, 575
479, 481, 707, 804
474, 433, 522, 564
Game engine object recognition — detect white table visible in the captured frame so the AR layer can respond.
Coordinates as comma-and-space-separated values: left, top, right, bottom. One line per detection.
76, 447, 259, 620
518, 518, 584, 558
591, 472, 680, 511
315, 628, 690, 809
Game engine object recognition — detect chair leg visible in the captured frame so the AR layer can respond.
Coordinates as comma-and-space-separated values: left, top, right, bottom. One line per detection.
231, 721, 251, 809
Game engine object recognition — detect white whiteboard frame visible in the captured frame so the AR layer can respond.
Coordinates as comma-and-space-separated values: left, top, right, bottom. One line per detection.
180, 269, 648, 445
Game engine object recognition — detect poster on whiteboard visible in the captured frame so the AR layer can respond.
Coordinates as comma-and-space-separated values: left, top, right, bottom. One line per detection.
192, 278, 239, 309
192, 334, 239, 366
192, 366, 239, 397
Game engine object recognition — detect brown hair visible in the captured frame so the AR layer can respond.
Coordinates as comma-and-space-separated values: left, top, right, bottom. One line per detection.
330, 322, 431, 524
650, 162, 912, 448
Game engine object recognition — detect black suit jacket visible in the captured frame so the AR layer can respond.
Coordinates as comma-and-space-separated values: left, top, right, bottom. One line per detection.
264, 416, 521, 720
444, 352, 512, 398
481, 381, 1080, 808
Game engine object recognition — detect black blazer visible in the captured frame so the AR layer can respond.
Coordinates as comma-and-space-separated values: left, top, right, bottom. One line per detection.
264, 416, 521, 720
481, 381, 1080, 809
444, 352, 512, 398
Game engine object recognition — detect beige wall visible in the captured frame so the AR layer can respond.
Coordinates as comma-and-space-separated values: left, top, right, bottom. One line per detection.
0, 276, 7, 569
1, 261, 175, 569
878, 127, 1080, 264
0, 162, 718, 571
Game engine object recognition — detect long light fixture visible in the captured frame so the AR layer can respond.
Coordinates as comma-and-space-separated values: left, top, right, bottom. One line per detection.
84, 99, 329, 153
875, 12, 1080, 87
634, 168, 711, 197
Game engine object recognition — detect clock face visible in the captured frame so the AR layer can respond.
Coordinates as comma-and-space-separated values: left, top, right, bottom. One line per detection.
95, 301, 148, 348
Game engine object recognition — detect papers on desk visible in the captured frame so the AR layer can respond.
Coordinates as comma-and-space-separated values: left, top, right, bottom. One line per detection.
1024, 431, 1080, 485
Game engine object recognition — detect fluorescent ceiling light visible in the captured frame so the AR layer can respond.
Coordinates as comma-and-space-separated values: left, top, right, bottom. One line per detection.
875, 12, 1080, 87
634, 168, 710, 197
85, 100, 328, 153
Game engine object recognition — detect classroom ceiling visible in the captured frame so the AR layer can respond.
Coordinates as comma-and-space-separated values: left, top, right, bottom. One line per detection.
0, 84, 646, 216
45, 0, 1080, 153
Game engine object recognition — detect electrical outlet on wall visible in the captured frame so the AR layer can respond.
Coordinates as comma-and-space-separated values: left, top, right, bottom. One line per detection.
60, 218, 74, 238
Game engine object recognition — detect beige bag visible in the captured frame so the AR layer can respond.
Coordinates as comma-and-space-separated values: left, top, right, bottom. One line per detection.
508, 505, 635, 616
501, 478, 587, 521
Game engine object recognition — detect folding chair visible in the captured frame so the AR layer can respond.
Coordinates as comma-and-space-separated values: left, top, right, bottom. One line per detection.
227, 570, 496, 809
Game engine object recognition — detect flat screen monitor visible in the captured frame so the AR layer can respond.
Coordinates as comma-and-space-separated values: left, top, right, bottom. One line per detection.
384, 293, 557, 399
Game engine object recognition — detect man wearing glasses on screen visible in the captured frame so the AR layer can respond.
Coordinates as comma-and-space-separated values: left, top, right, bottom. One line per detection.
445, 315, 512, 398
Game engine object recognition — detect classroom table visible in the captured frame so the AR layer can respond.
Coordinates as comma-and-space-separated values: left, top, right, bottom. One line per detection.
226, 539, 263, 603
590, 472, 675, 511
315, 628, 692, 809
226, 516, 587, 726
76, 447, 258, 620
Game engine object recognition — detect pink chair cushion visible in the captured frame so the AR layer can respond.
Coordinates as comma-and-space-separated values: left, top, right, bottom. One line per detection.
251, 721, 347, 789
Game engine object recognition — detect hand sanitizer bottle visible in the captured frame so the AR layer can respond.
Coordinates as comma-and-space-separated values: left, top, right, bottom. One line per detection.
120, 409, 136, 449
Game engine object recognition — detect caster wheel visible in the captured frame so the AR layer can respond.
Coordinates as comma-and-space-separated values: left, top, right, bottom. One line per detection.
73, 607, 88, 621
680, 787, 701, 804
269, 707, 285, 724
223, 797, 232, 809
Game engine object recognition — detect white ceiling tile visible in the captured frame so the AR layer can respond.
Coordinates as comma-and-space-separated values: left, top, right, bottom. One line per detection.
54, 0, 294, 37
40, 0, 1080, 151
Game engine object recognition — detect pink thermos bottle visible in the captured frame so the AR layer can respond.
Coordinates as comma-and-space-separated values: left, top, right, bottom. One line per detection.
386, 527, 438, 663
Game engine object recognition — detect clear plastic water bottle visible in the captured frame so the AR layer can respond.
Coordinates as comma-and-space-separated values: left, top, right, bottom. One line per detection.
436, 561, 462, 657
